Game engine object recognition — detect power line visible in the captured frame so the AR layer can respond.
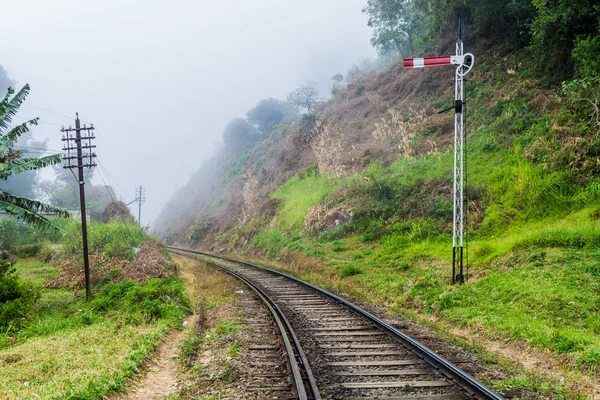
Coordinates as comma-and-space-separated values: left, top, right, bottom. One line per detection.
23, 103, 91, 124
96, 158, 129, 200
95, 167, 116, 204
17, 103, 128, 177
14, 146, 62, 152
12, 115, 63, 127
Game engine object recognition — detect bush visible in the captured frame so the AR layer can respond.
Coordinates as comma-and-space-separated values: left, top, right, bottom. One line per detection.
62, 221, 148, 260
0, 253, 40, 330
339, 264, 363, 278
90, 277, 189, 324
16, 244, 43, 258
0, 217, 68, 256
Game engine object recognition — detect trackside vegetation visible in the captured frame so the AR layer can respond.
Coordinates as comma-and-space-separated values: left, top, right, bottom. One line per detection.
211, 41, 600, 394
0, 218, 190, 399
151, 0, 600, 396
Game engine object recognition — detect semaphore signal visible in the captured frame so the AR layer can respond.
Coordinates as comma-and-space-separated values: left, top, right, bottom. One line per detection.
404, 20, 475, 284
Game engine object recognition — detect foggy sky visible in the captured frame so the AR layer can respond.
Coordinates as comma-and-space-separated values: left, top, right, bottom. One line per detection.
1, 0, 376, 226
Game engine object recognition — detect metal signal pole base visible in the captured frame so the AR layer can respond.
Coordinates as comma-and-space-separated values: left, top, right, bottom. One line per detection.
452, 246, 465, 284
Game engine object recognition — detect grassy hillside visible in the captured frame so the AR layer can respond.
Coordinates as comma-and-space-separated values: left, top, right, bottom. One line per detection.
155, 11, 600, 395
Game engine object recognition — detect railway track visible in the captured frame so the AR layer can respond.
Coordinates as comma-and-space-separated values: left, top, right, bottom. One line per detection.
169, 246, 504, 400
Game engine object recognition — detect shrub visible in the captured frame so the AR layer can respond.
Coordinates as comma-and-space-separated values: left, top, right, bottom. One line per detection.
16, 244, 43, 258
0, 253, 40, 329
62, 221, 148, 260
339, 265, 363, 278
90, 277, 189, 324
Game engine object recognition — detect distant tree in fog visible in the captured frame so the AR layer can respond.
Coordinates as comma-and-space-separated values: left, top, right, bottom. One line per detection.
362, 0, 428, 57
0, 133, 48, 199
247, 98, 298, 137
286, 82, 319, 114
331, 74, 344, 95
222, 117, 258, 152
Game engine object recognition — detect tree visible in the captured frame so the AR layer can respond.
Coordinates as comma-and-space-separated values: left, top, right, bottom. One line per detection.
222, 117, 258, 152
0, 85, 69, 230
331, 74, 344, 96
246, 98, 298, 137
530, 0, 600, 78
0, 133, 48, 198
101, 200, 133, 223
286, 82, 320, 114
38, 166, 117, 220
363, 0, 429, 57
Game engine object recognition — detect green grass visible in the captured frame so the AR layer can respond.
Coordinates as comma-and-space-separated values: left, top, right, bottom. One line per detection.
244, 159, 600, 383
270, 167, 345, 229
0, 322, 169, 399
13, 258, 60, 287
1, 266, 189, 399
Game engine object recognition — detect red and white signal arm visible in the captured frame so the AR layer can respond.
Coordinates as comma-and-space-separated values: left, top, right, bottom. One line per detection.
404, 54, 474, 75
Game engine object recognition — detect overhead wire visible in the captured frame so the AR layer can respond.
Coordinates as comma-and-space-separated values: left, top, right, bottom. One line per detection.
22, 103, 91, 124
16, 103, 133, 202
94, 166, 116, 204
4, 102, 138, 210
96, 158, 130, 201
12, 114, 63, 127
23, 103, 130, 180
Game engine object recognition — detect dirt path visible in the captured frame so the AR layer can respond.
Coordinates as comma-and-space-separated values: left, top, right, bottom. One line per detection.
119, 327, 186, 400
113, 255, 200, 400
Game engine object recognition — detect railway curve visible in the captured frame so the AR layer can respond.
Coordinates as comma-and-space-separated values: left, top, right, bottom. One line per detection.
169, 246, 504, 400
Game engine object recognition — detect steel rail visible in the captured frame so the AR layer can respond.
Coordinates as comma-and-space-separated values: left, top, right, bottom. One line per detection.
170, 248, 320, 400
169, 246, 504, 400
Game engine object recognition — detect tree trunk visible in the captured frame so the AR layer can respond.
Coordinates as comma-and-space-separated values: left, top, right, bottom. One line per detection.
393, 38, 405, 58
407, 30, 414, 56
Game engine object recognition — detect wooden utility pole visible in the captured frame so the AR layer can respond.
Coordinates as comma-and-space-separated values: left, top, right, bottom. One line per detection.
61, 113, 96, 300
135, 185, 146, 227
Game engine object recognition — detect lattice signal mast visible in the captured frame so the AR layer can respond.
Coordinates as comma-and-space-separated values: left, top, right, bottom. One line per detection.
403, 21, 474, 284
61, 113, 97, 299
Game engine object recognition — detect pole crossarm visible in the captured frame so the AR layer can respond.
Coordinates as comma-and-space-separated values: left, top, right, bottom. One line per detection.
402, 22, 475, 284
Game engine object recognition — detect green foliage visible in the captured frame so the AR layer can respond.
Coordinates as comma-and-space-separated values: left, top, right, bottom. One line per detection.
90, 277, 189, 324
331, 73, 345, 96
0, 267, 188, 399
363, 0, 432, 57
246, 98, 297, 137
270, 166, 344, 230
339, 264, 363, 278
0, 253, 40, 329
530, 0, 600, 78
559, 76, 600, 133
61, 220, 149, 260
0, 86, 68, 231
572, 34, 600, 79
222, 117, 259, 152
0, 217, 67, 256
